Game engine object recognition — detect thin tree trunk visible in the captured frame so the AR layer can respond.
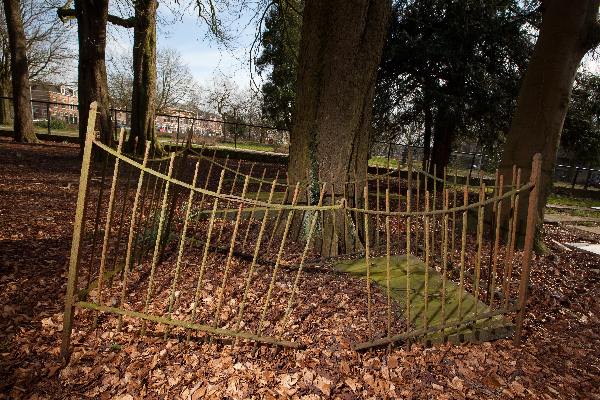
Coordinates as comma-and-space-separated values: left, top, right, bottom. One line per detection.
422, 80, 432, 170
3, 0, 36, 143
430, 104, 456, 178
288, 0, 391, 256
499, 0, 600, 242
75, 0, 112, 147
128, 0, 160, 154
0, 78, 13, 125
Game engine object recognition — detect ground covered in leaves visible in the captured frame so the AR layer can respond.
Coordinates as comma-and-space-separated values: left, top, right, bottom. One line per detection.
1, 137, 599, 399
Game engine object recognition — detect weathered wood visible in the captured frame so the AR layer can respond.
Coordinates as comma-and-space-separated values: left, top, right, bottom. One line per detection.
353, 308, 513, 351
141, 153, 175, 335
235, 179, 278, 340
257, 184, 301, 338
188, 170, 225, 342
117, 143, 150, 331
364, 185, 373, 337
385, 189, 392, 338
504, 168, 521, 307
61, 103, 97, 362
95, 130, 125, 327
164, 161, 200, 338
76, 301, 303, 348
514, 154, 542, 345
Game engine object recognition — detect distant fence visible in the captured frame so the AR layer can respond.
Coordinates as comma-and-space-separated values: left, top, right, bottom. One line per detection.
2, 94, 596, 190
372, 141, 600, 190
0, 95, 289, 151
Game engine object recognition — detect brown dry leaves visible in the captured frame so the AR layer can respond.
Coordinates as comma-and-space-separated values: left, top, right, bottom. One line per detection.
1, 138, 599, 399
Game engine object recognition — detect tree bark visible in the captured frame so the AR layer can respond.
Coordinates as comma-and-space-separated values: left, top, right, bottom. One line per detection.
0, 78, 13, 126
127, 0, 160, 154
74, 0, 112, 147
429, 104, 456, 178
3, 0, 36, 143
499, 0, 600, 240
288, 0, 391, 256
422, 79, 433, 170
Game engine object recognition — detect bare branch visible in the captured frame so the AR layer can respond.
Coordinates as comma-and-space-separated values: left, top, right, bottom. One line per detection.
57, 6, 136, 28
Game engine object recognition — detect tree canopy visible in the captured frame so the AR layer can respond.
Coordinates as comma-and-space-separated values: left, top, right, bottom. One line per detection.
562, 71, 600, 166
373, 0, 538, 170
255, 0, 302, 131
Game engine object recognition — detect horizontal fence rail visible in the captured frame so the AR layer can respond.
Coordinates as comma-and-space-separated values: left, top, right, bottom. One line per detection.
61, 103, 542, 360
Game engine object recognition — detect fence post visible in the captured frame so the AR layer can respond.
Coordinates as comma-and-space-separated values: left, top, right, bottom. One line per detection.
513, 153, 542, 345
113, 108, 118, 141
176, 116, 180, 146
571, 166, 580, 190
584, 168, 592, 190
46, 102, 51, 136
60, 102, 97, 362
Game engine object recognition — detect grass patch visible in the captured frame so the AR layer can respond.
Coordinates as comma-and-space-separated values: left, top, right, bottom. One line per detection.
547, 193, 600, 208
215, 142, 280, 153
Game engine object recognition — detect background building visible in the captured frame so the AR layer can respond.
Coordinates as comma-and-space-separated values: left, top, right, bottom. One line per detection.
31, 82, 79, 125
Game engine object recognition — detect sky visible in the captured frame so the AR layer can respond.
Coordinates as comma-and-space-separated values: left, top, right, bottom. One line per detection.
107, 1, 262, 90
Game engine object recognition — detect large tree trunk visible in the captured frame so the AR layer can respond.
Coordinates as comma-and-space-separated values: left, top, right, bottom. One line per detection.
128, 0, 160, 154
75, 0, 112, 147
499, 0, 600, 241
3, 0, 36, 143
288, 0, 391, 256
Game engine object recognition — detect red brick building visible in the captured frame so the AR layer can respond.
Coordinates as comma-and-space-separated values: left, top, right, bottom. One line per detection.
31, 82, 79, 125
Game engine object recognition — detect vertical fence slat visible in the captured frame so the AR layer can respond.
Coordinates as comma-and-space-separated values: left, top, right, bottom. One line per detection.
415, 173, 420, 256
376, 166, 380, 248
188, 170, 226, 342
235, 179, 278, 341
405, 189, 412, 334
95, 130, 125, 326
164, 161, 200, 337
86, 155, 109, 287
61, 103, 97, 361
474, 182, 486, 318
489, 174, 504, 305
267, 186, 289, 252
117, 143, 151, 331
141, 153, 176, 335
363, 185, 373, 337
451, 170, 458, 254
514, 154, 542, 345
441, 189, 449, 328
424, 192, 430, 331
212, 201, 245, 331
279, 183, 326, 335
256, 183, 301, 339
385, 189, 392, 339
504, 168, 521, 308
432, 165, 437, 262
458, 185, 468, 321
243, 168, 269, 250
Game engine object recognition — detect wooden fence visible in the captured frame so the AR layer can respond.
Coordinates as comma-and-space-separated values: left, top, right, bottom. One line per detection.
61, 104, 541, 359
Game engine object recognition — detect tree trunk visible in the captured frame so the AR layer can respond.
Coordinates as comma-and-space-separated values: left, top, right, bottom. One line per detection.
75, 0, 112, 147
499, 0, 600, 241
422, 80, 433, 170
429, 104, 456, 178
128, 0, 160, 154
0, 78, 13, 126
3, 0, 36, 143
288, 0, 391, 256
